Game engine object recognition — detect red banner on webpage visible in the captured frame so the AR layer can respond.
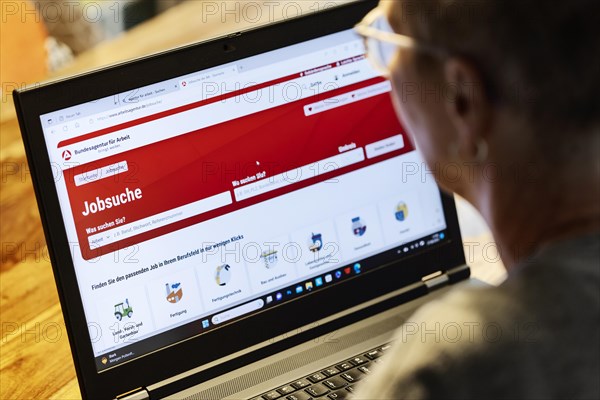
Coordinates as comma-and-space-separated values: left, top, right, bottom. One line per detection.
63, 77, 413, 260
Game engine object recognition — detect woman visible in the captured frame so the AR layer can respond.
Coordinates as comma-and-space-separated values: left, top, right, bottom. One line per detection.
353, 0, 599, 398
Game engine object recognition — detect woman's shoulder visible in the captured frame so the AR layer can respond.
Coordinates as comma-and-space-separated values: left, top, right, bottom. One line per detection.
504, 230, 600, 316
351, 232, 600, 399
432, 231, 600, 341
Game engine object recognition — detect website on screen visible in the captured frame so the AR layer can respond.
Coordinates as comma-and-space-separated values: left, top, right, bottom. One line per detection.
40, 30, 447, 370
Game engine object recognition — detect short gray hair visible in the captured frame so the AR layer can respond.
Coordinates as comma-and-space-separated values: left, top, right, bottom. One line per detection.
390, 0, 600, 132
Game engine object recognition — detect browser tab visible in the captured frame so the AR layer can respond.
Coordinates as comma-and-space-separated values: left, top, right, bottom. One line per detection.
117, 78, 181, 105
179, 65, 239, 89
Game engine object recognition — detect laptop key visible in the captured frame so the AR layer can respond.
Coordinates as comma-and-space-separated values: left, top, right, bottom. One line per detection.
263, 391, 282, 400
380, 344, 392, 352
328, 390, 349, 400
345, 385, 355, 393
277, 386, 296, 395
364, 349, 383, 360
340, 369, 363, 383
322, 367, 340, 377
291, 379, 311, 390
322, 377, 347, 390
358, 364, 372, 375
335, 362, 353, 371
348, 356, 368, 366
307, 372, 327, 383
305, 384, 330, 397
287, 392, 313, 400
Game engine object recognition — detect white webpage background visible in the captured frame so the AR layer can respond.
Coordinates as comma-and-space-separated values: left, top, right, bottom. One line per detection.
83, 151, 445, 355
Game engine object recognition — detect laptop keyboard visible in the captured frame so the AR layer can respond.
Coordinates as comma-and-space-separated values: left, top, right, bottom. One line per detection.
250, 343, 392, 400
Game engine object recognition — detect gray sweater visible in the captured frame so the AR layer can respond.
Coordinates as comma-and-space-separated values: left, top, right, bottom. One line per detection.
353, 233, 600, 399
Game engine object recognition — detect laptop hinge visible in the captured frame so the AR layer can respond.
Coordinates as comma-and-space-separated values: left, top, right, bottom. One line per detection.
421, 271, 449, 290
422, 264, 470, 291
115, 388, 149, 400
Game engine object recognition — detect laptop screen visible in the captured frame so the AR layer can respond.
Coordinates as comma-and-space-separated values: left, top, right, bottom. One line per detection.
39, 29, 448, 371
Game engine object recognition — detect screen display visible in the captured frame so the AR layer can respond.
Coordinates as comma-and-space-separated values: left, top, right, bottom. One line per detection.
39, 30, 448, 371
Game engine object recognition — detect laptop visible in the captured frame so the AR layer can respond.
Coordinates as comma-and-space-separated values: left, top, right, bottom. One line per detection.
14, 1, 470, 398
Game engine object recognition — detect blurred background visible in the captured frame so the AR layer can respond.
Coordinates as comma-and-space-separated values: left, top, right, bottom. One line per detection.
2, 0, 184, 99
3, 0, 185, 65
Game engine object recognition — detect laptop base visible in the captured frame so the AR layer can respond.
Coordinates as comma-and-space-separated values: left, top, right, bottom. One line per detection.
168, 281, 470, 400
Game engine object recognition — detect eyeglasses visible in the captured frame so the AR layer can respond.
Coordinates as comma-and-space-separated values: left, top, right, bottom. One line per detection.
354, 7, 445, 77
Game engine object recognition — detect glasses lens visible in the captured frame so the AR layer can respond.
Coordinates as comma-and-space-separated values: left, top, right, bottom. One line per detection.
362, 13, 398, 76
372, 14, 399, 69
364, 36, 386, 74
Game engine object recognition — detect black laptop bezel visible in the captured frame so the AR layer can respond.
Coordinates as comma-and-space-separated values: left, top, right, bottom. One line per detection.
14, 1, 467, 398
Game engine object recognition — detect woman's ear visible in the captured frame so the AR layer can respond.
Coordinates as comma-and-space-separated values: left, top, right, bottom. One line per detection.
443, 58, 492, 160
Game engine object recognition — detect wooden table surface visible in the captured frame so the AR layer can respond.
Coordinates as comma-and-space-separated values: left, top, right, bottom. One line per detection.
0, 2, 505, 398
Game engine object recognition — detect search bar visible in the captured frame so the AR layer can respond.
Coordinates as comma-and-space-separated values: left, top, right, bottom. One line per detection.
303, 80, 391, 116
88, 191, 232, 248
212, 299, 264, 325
233, 148, 365, 202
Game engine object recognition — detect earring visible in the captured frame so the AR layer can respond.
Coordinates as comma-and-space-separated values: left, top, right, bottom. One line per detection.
448, 139, 488, 162
474, 139, 489, 163
448, 142, 460, 160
